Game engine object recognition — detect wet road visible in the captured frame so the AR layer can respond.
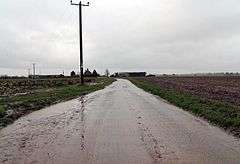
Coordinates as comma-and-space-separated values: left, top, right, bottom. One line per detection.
0, 79, 240, 164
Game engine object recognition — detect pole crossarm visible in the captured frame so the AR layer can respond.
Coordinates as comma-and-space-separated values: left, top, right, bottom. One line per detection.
70, 0, 90, 6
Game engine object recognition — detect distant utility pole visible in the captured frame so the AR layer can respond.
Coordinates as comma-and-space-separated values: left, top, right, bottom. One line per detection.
28, 68, 31, 77
39, 68, 41, 75
70, 0, 90, 85
32, 63, 36, 76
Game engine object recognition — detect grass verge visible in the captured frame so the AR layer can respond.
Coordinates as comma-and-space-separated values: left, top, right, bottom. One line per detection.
0, 77, 115, 127
0, 97, 5, 118
129, 78, 240, 137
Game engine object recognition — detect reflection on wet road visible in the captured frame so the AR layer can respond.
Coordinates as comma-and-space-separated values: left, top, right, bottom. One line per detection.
0, 79, 240, 164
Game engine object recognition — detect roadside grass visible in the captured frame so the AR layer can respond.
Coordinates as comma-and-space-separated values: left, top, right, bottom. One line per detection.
0, 77, 115, 127
0, 98, 5, 117
0, 106, 4, 114
129, 78, 240, 137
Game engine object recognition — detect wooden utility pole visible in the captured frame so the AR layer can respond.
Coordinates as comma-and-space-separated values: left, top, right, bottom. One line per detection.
70, 0, 90, 85
32, 63, 36, 76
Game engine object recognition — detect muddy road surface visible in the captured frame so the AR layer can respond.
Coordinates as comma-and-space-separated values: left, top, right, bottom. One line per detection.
0, 79, 240, 164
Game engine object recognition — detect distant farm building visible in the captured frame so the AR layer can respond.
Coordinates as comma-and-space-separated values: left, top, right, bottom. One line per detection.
115, 72, 146, 77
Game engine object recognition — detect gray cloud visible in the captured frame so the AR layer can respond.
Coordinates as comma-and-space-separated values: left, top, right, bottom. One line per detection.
0, 0, 240, 76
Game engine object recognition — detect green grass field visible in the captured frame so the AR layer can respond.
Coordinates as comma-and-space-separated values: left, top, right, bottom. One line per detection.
129, 78, 240, 137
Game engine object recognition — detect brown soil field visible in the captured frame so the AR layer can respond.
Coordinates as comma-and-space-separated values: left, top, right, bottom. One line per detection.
138, 76, 240, 106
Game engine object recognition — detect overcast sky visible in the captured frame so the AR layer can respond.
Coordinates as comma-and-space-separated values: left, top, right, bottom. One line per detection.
0, 0, 240, 76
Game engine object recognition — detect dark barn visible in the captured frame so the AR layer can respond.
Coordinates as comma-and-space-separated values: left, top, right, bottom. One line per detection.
118, 72, 146, 77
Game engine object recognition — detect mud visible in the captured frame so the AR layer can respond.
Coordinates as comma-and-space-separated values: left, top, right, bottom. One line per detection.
0, 79, 240, 164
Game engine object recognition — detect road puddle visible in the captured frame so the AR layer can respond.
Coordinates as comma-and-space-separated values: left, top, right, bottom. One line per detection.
0, 79, 240, 164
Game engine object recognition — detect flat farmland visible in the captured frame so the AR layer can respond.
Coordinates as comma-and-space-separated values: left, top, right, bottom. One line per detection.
140, 76, 240, 106
0, 77, 115, 127
0, 77, 93, 96
129, 76, 240, 137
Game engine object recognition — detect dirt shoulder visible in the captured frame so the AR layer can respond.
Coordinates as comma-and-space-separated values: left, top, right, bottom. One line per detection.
0, 77, 115, 128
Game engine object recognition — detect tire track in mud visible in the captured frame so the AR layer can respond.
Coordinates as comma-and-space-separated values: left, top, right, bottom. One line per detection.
137, 117, 162, 161
128, 103, 162, 162
125, 90, 162, 162
78, 96, 86, 151
129, 104, 176, 162
136, 114, 163, 162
